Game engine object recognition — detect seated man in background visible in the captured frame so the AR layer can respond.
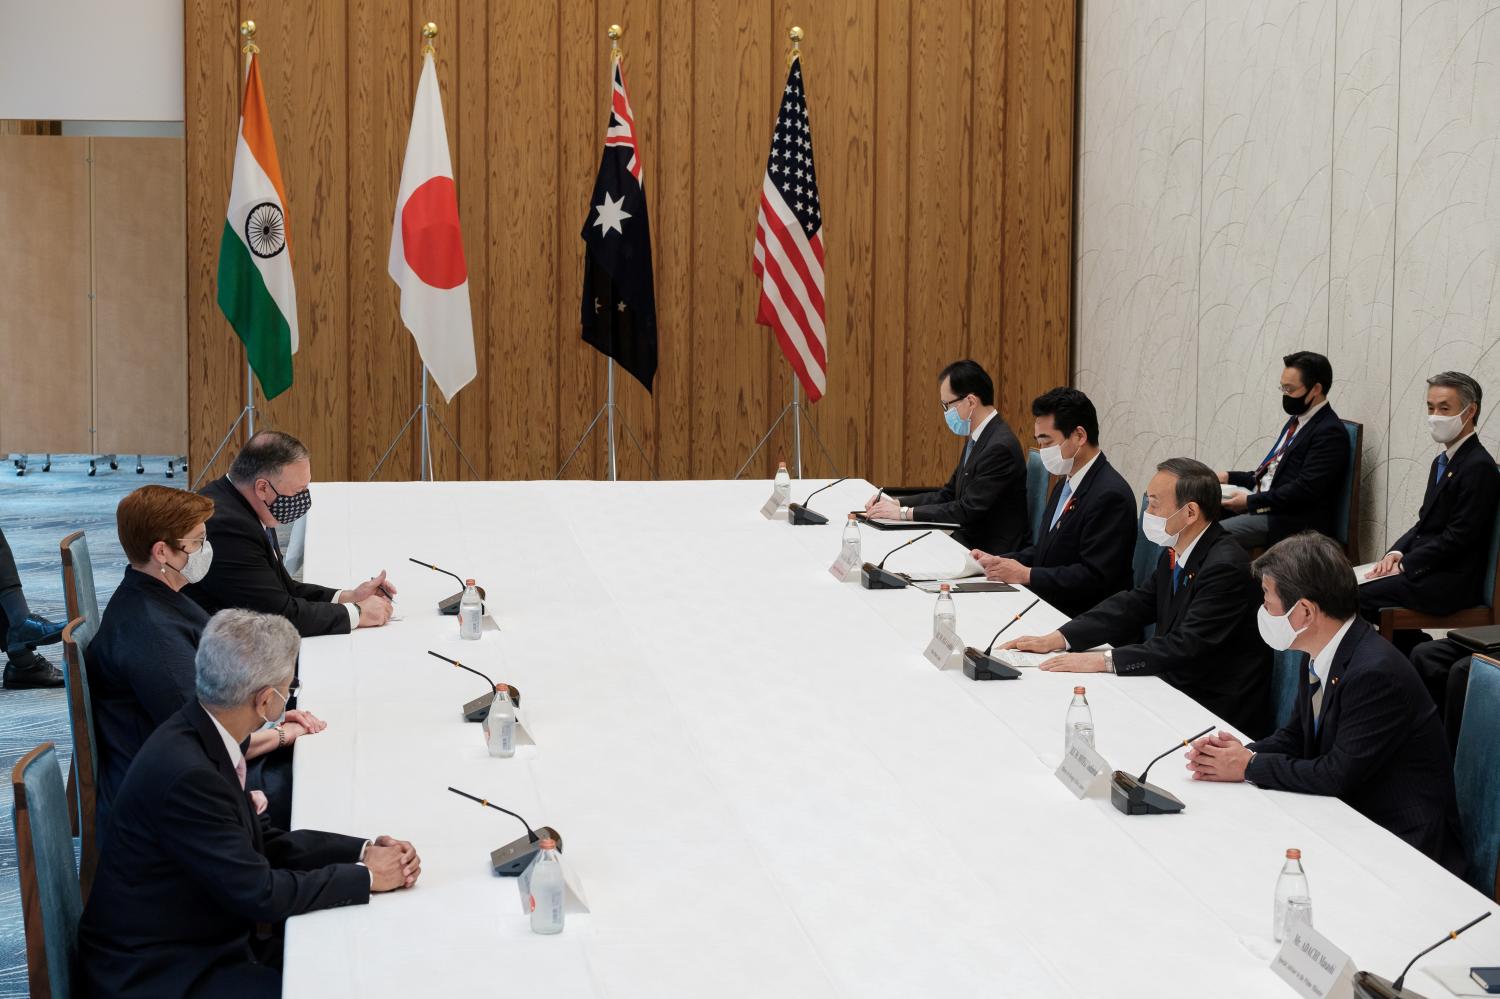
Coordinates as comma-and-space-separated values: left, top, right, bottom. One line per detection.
1186, 532, 1465, 876
970, 387, 1136, 617
0, 523, 64, 688
1004, 457, 1270, 737
1359, 371, 1500, 628
1216, 350, 1349, 551
865, 359, 1028, 555
90, 485, 324, 825
79, 609, 421, 997
188, 430, 397, 637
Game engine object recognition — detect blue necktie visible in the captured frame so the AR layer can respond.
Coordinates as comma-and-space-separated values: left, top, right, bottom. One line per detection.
962, 438, 975, 467
1435, 451, 1449, 487
1049, 479, 1073, 530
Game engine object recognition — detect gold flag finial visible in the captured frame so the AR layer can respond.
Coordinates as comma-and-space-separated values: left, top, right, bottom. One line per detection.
239, 20, 259, 56
421, 21, 438, 56
609, 23, 623, 63
788, 25, 803, 67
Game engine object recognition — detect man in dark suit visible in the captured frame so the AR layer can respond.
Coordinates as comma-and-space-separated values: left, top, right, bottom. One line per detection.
187, 430, 396, 637
970, 387, 1136, 617
1186, 532, 1465, 875
1359, 371, 1500, 621
0, 523, 65, 688
1216, 350, 1351, 550
79, 609, 421, 997
864, 359, 1028, 555
1004, 457, 1270, 737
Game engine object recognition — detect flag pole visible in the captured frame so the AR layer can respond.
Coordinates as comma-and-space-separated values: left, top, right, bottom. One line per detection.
604, 24, 623, 484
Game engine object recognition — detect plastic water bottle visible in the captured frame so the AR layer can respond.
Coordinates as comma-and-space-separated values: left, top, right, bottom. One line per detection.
842, 513, 862, 563
1065, 686, 1095, 754
458, 579, 483, 640
933, 583, 956, 637
1273, 848, 1311, 942
483, 684, 516, 758
774, 461, 792, 506
529, 838, 565, 935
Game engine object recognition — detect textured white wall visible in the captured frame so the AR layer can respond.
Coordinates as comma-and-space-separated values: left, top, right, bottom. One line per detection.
1075, 0, 1500, 559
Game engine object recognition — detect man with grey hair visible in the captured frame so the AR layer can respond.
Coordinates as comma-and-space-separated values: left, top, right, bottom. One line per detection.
78, 609, 421, 997
1187, 532, 1464, 875
188, 430, 397, 636
1004, 457, 1271, 736
1359, 371, 1499, 626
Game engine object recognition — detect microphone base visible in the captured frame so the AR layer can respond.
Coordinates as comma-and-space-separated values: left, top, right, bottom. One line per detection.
963, 648, 1022, 681
786, 503, 829, 526
438, 585, 487, 616
1109, 772, 1186, 815
1352, 972, 1430, 999
461, 684, 520, 723
861, 563, 908, 589
490, 825, 563, 877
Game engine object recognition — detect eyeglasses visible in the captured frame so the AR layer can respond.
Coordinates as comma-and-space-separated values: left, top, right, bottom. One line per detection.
1278, 384, 1306, 396
175, 537, 207, 553
940, 396, 964, 413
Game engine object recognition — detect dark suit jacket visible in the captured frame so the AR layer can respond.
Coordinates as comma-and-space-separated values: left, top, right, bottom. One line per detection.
79, 702, 369, 997
1005, 452, 1136, 618
904, 414, 1028, 555
186, 476, 351, 637
88, 568, 210, 825
1228, 403, 1350, 544
1388, 434, 1500, 611
1247, 618, 1465, 875
1059, 521, 1271, 737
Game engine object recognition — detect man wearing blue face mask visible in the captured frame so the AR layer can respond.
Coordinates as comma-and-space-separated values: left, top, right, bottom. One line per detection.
187, 431, 397, 637
865, 359, 1028, 555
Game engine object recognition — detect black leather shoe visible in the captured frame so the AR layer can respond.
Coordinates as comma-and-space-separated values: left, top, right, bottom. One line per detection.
7, 613, 66, 651
4, 651, 64, 689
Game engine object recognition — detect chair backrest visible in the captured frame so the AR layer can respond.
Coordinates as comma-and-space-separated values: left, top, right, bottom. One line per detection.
11, 742, 82, 998
1024, 449, 1049, 545
1269, 651, 1305, 732
60, 620, 99, 901
58, 532, 100, 636
1131, 492, 1160, 589
1455, 654, 1500, 898
1482, 469, 1500, 612
1334, 421, 1363, 560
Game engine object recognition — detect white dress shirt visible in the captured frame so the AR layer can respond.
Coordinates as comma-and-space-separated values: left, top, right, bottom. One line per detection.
1256, 398, 1329, 492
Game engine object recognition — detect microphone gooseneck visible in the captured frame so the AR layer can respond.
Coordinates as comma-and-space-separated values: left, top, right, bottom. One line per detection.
984, 598, 1041, 654
427, 650, 496, 690
409, 557, 467, 592
447, 786, 539, 842
875, 530, 933, 570
798, 476, 850, 507
1138, 726, 1215, 784
1390, 911, 1491, 992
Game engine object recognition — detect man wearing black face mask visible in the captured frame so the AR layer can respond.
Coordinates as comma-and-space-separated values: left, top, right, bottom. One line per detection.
186, 431, 397, 636
1215, 351, 1350, 551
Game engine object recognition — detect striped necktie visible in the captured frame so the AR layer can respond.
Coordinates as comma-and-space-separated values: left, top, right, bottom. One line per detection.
1308, 664, 1325, 732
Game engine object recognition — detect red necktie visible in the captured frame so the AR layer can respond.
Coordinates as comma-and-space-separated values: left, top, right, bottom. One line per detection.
1255, 417, 1300, 479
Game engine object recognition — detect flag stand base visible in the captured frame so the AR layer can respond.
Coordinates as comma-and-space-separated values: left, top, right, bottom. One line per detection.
557, 359, 656, 481
369, 365, 481, 483
735, 382, 838, 480
192, 359, 259, 489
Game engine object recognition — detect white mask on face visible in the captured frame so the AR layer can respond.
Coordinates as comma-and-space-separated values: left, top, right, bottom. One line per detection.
1040, 441, 1075, 476
1428, 408, 1469, 445
1256, 603, 1308, 652
1142, 507, 1183, 548
177, 540, 214, 584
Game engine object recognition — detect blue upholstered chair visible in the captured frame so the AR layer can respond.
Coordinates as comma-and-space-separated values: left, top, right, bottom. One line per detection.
1025, 449, 1049, 545
1333, 421, 1363, 560
11, 742, 82, 997
1269, 651, 1306, 732
1455, 654, 1500, 899
1131, 493, 1159, 589
59, 532, 100, 637
60, 619, 100, 900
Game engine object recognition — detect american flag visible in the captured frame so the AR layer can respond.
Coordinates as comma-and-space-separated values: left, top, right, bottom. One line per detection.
753, 56, 825, 401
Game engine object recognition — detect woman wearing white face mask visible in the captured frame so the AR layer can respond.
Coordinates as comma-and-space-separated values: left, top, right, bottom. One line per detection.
88, 486, 327, 825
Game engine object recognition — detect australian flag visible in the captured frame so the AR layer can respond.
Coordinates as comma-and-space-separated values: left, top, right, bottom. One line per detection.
581, 58, 657, 392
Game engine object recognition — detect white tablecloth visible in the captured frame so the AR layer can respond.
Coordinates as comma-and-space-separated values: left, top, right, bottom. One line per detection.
282, 479, 1500, 998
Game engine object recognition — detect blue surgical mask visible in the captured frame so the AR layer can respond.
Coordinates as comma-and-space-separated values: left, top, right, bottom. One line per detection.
945, 405, 971, 437
259, 687, 288, 730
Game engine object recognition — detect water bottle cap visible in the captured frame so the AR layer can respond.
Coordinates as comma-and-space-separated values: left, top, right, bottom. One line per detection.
495, 683, 509, 693
847, 512, 856, 520
777, 461, 787, 469
465, 578, 476, 586
1285, 848, 1301, 860
1073, 686, 1086, 695
539, 837, 557, 850
939, 583, 950, 591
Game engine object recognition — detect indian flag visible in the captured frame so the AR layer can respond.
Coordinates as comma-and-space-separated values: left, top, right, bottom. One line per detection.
216, 53, 298, 400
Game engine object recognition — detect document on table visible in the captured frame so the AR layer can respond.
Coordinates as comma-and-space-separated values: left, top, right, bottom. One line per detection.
1352, 562, 1389, 586
899, 551, 986, 583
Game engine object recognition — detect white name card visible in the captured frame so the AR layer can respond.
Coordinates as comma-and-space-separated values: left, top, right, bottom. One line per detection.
829, 549, 861, 582
924, 623, 964, 669
1054, 735, 1110, 799
1270, 924, 1355, 999
760, 492, 787, 519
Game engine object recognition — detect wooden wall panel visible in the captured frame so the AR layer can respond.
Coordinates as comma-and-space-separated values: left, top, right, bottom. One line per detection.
93, 138, 189, 455
185, 0, 1075, 486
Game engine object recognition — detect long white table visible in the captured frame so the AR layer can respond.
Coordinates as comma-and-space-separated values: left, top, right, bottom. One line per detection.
283, 479, 1500, 998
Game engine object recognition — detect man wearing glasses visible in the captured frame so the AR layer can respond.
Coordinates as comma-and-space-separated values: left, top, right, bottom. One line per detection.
866, 359, 1028, 556
1215, 351, 1351, 551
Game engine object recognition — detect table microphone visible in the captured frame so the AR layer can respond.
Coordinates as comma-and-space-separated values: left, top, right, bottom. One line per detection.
963, 598, 1040, 681
447, 786, 563, 877
1353, 911, 1491, 998
861, 530, 932, 589
788, 477, 849, 525
1109, 725, 1213, 815
426, 650, 520, 723
409, 556, 486, 616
